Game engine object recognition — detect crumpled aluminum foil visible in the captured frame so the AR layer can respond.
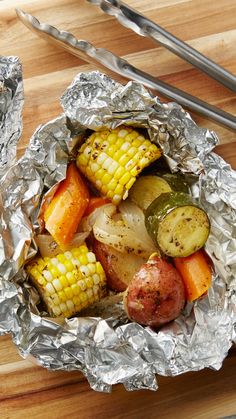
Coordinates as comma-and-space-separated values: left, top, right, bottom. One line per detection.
0, 70, 235, 392
0, 56, 24, 177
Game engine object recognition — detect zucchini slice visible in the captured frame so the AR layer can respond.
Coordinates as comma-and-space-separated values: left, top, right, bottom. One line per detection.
129, 175, 171, 211
145, 192, 210, 257
160, 173, 189, 194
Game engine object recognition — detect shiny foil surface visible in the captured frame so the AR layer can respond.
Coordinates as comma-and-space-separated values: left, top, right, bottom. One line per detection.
0, 56, 24, 177
0, 70, 235, 392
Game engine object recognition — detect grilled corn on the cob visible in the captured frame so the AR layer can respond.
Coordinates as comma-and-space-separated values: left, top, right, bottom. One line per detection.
26, 244, 106, 318
77, 126, 161, 205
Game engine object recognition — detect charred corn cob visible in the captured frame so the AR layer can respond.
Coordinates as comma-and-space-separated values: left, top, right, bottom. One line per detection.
76, 126, 161, 205
26, 244, 106, 318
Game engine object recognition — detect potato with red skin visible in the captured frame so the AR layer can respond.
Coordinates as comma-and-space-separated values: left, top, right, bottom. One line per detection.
124, 256, 186, 328
93, 240, 146, 292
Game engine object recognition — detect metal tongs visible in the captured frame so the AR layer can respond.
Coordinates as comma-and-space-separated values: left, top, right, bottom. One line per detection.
16, 2, 236, 131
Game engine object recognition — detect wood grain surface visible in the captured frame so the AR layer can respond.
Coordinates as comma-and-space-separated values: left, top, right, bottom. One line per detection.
0, 0, 236, 417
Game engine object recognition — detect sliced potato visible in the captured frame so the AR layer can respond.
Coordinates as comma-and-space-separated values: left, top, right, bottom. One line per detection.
93, 240, 146, 292
129, 175, 171, 211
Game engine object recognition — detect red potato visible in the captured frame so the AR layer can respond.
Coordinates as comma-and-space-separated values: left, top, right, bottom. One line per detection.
93, 240, 146, 292
124, 256, 186, 328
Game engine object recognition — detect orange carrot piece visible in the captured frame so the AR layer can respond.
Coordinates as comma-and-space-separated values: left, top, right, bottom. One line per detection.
84, 197, 111, 216
44, 162, 89, 247
174, 250, 212, 302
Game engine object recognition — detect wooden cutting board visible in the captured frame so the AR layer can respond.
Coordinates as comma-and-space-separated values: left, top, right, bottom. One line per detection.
0, 0, 236, 417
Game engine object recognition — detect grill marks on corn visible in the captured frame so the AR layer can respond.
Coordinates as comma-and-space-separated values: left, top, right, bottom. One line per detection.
77, 127, 161, 205
26, 244, 106, 318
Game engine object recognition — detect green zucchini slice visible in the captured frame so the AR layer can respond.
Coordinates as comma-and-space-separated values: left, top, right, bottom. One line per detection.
145, 192, 210, 257
129, 175, 171, 211
161, 173, 189, 193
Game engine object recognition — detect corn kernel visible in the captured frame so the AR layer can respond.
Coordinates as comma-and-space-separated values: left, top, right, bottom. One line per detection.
120, 141, 130, 151
86, 277, 93, 288
118, 129, 128, 138
71, 283, 81, 295
53, 279, 63, 292
80, 245, 88, 253
77, 154, 88, 167
64, 287, 73, 299
101, 173, 112, 185
90, 162, 99, 173
60, 303, 67, 313
71, 248, 82, 257
85, 167, 93, 178
45, 283, 55, 295
60, 275, 69, 288
101, 185, 108, 196
107, 190, 115, 199
125, 177, 136, 190
107, 133, 117, 143
119, 154, 130, 166
64, 260, 74, 272
113, 149, 124, 161
51, 293, 60, 305
66, 271, 76, 285
107, 161, 119, 175
127, 146, 138, 157
78, 254, 88, 265
93, 273, 101, 285
87, 252, 96, 263
107, 179, 117, 190
96, 152, 106, 165
52, 306, 62, 316
87, 288, 94, 299
87, 263, 96, 275
79, 292, 88, 303
37, 275, 47, 286
64, 251, 72, 260
119, 172, 131, 186
57, 254, 66, 263
80, 266, 90, 277
83, 145, 92, 158
114, 166, 126, 179
66, 300, 75, 312
57, 263, 67, 275
78, 279, 86, 291
114, 184, 124, 196
58, 291, 67, 302
96, 262, 104, 275
49, 265, 60, 278
100, 130, 109, 140
72, 295, 81, 306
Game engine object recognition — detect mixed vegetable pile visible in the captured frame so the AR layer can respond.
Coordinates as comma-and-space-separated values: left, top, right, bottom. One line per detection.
26, 125, 212, 328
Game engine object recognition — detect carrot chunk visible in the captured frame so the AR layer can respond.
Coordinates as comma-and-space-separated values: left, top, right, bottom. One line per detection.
44, 162, 89, 247
174, 250, 212, 302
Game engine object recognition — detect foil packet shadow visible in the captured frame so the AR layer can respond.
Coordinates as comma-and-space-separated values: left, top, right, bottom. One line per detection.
0, 71, 235, 393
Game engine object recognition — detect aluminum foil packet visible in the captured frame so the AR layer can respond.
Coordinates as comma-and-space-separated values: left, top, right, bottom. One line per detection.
0, 71, 235, 393
0, 56, 24, 177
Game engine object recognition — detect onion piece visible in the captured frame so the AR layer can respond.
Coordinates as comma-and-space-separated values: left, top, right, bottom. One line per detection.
119, 201, 158, 252
35, 232, 89, 258
93, 203, 158, 258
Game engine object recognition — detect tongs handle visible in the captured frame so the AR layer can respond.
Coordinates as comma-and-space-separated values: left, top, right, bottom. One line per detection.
16, 8, 236, 131
90, 0, 236, 93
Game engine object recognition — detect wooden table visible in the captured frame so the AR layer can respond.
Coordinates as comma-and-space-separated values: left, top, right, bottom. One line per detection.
1, 0, 236, 417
